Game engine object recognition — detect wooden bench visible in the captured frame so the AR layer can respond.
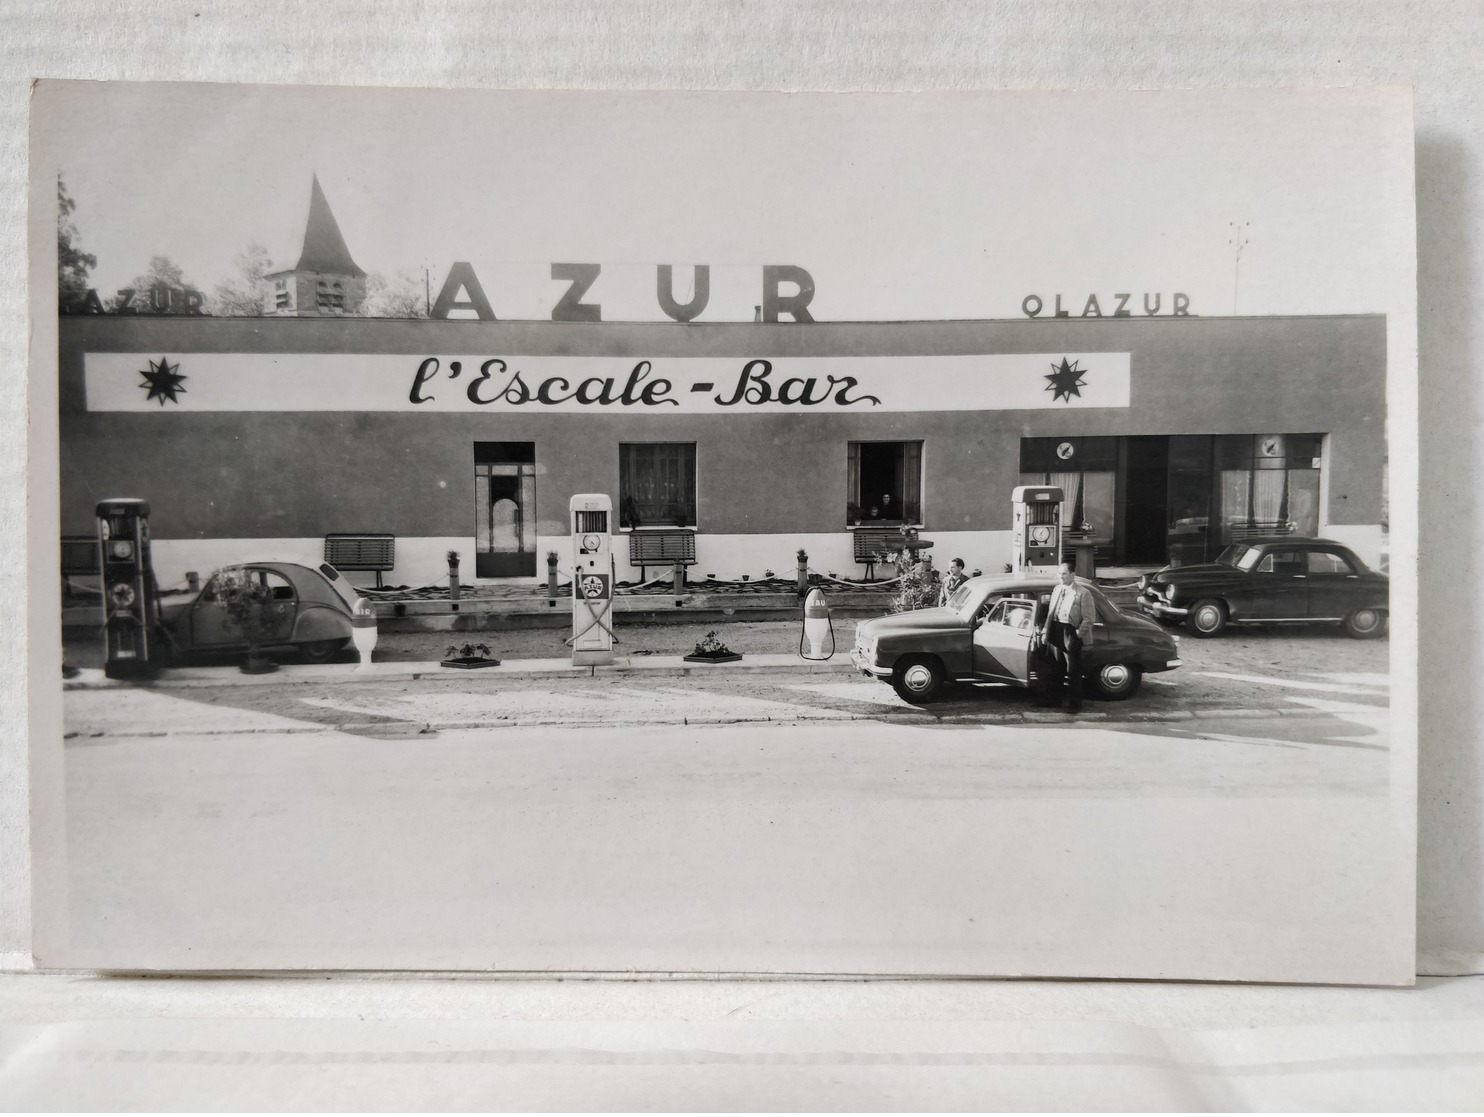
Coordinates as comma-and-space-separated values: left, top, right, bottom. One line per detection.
852, 527, 900, 581
628, 530, 697, 581
61, 534, 99, 597
324, 533, 396, 588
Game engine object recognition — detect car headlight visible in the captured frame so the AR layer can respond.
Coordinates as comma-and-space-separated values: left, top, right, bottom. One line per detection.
1137, 574, 1149, 591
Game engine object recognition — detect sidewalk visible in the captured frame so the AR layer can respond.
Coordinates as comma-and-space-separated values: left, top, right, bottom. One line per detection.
61, 652, 860, 690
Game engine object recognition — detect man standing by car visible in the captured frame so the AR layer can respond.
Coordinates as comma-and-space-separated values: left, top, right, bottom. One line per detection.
1041, 563, 1097, 712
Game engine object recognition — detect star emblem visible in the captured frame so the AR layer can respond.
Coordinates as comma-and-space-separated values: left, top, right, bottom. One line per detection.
139, 357, 187, 406
1044, 357, 1087, 403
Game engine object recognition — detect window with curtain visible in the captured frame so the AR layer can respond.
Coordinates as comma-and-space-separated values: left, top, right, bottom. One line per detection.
847, 441, 923, 525
620, 443, 697, 529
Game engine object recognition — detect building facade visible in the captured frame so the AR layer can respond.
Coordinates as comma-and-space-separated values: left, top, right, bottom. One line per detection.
59, 313, 1387, 589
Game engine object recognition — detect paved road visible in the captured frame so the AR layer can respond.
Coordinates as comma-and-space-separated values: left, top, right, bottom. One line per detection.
49, 658, 1403, 981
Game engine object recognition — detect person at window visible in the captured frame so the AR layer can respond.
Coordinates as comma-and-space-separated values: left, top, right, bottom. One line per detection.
1039, 563, 1096, 713
938, 557, 968, 605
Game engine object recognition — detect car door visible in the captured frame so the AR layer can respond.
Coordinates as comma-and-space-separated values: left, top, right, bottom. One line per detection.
972, 597, 1036, 683
1244, 548, 1309, 619
1303, 548, 1360, 619
191, 567, 297, 648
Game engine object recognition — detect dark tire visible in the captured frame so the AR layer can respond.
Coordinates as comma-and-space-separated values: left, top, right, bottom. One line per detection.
1343, 607, 1387, 639
1187, 599, 1228, 637
891, 654, 946, 705
298, 638, 348, 664
1089, 662, 1142, 700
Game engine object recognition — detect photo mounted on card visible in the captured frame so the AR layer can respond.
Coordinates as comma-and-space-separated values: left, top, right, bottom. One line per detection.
28, 83, 1417, 981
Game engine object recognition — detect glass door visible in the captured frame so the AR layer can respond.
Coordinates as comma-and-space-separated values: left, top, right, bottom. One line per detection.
474, 443, 537, 578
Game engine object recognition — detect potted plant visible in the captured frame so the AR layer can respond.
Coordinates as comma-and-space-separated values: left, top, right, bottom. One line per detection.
683, 630, 742, 664
441, 641, 501, 669
447, 549, 461, 602
215, 565, 290, 674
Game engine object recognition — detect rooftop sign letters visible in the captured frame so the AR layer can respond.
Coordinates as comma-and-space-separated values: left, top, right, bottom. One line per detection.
83, 352, 1133, 414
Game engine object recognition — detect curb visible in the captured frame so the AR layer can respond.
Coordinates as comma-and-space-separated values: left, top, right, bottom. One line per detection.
64, 703, 1352, 740
61, 655, 861, 691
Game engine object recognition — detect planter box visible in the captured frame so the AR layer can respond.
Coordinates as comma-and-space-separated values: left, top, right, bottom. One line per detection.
682, 652, 743, 664
440, 656, 502, 669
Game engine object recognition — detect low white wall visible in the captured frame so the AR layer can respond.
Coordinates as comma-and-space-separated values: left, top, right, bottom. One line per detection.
142, 531, 1021, 591
1317, 524, 1387, 571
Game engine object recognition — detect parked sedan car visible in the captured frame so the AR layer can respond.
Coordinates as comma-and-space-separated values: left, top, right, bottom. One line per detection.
1134, 536, 1388, 638
158, 561, 374, 663
851, 573, 1182, 705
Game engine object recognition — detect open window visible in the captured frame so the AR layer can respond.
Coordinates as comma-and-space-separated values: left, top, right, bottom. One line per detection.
847, 441, 923, 525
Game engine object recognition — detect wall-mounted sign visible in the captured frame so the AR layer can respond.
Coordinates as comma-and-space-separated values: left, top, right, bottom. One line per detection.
83, 352, 1133, 414
432, 262, 817, 323
1021, 292, 1191, 318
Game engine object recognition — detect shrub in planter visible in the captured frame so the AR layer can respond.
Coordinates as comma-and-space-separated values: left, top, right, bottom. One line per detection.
683, 630, 742, 664
442, 642, 501, 669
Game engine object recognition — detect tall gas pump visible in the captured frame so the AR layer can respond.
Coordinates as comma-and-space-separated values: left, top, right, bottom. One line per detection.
96, 497, 163, 678
568, 493, 615, 666
1010, 485, 1064, 575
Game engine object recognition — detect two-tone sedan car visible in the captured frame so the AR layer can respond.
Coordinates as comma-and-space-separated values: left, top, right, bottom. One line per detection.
851, 573, 1182, 705
158, 561, 375, 663
1134, 536, 1388, 638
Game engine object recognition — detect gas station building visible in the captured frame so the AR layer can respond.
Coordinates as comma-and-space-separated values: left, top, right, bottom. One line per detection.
57, 312, 1388, 589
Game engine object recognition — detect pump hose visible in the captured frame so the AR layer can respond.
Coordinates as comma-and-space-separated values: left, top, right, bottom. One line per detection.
563, 594, 620, 647
798, 610, 837, 661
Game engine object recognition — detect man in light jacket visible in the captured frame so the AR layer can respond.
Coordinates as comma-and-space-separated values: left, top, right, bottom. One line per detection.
1040, 563, 1097, 713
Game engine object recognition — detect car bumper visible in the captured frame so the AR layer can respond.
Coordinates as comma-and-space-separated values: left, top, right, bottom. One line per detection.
1136, 597, 1188, 619
850, 649, 892, 678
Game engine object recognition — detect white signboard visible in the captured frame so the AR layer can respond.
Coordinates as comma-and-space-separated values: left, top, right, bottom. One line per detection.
85, 351, 1131, 413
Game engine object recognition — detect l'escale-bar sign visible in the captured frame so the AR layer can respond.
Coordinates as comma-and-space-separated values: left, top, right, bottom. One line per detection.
86, 352, 1133, 414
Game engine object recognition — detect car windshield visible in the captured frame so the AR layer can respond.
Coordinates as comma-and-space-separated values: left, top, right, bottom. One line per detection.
1217, 544, 1263, 571
947, 581, 977, 610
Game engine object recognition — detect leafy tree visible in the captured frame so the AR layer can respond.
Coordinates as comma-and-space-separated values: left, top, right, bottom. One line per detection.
210, 241, 272, 316
106, 256, 202, 314
364, 269, 429, 318
57, 175, 96, 307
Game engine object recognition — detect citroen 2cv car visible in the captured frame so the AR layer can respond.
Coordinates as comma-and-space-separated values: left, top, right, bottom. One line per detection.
1133, 537, 1388, 638
851, 573, 1182, 705
158, 561, 375, 664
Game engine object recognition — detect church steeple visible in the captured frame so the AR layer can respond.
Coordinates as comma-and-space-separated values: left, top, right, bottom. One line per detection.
263, 175, 368, 316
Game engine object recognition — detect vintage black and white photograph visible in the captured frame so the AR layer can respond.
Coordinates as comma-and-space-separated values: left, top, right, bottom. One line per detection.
28, 82, 1417, 981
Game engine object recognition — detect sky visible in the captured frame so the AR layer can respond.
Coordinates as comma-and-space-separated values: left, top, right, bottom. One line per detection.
37, 83, 1415, 323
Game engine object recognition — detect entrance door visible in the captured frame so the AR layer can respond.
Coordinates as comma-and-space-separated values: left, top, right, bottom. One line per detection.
1122, 436, 1170, 564
475, 442, 537, 578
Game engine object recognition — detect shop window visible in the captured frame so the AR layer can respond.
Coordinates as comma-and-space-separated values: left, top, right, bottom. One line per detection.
1019, 437, 1116, 542
1215, 434, 1323, 545
847, 441, 923, 525
620, 443, 697, 529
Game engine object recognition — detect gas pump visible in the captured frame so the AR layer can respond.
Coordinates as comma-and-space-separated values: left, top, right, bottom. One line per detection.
96, 497, 163, 678
1010, 486, 1064, 575
568, 493, 615, 666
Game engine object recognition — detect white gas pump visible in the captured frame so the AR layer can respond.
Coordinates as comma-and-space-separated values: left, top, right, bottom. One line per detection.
1011, 485, 1064, 575
568, 493, 615, 666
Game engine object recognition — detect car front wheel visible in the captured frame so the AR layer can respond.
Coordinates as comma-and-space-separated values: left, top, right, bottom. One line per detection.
298, 638, 348, 664
891, 654, 946, 705
1188, 599, 1228, 637
1343, 607, 1387, 639
1089, 662, 1142, 700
